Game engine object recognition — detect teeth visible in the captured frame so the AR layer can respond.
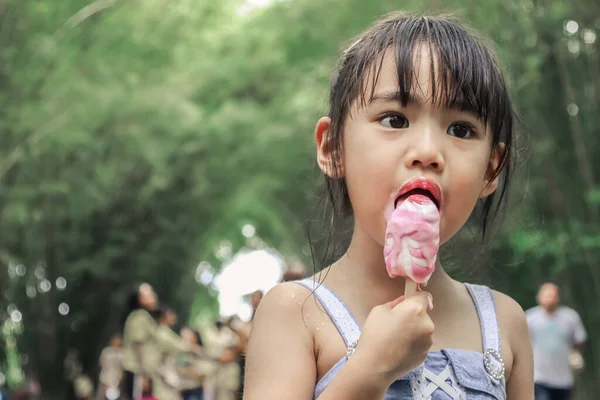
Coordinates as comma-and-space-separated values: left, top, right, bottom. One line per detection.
386, 237, 394, 247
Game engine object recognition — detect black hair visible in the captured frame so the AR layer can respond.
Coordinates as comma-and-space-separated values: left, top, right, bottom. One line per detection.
120, 282, 145, 328
312, 11, 516, 271
180, 326, 204, 346
159, 305, 176, 319
192, 329, 203, 347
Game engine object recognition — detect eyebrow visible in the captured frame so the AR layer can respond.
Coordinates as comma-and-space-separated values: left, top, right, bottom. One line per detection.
369, 91, 415, 105
368, 90, 481, 117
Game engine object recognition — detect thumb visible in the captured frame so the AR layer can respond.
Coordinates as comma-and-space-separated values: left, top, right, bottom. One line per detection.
409, 291, 434, 311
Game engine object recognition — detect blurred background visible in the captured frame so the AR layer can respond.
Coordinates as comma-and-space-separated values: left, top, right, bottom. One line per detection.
0, 0, 598, 399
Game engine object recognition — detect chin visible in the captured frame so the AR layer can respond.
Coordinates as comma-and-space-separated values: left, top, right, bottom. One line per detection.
438, 218, 465, 245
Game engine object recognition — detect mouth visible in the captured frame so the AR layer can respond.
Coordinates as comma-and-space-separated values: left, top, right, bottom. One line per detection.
394, 178, 442, 210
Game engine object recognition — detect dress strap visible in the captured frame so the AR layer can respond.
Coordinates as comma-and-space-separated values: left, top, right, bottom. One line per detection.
465, 283, 506, 382
464, 283, 500, 352
294, 278, 361, 348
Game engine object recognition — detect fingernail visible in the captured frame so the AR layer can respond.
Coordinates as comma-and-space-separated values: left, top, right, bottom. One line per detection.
428, 296, 434, 311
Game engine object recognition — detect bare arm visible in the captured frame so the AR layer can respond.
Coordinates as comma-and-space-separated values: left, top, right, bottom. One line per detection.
243, 283, 398, 400
496, 293, 534, 400
243, 283, 317, 399
316, 358, 388, 400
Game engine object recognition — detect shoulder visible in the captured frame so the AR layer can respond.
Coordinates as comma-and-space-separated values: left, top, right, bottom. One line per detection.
249, 281, 317, 346
491, 290, 528, 332
491, 290, 533, 385
489, 291, 535, 397
558, 306, 583, 323
524, 305, 541, 319
126, 309, 154, 326
130, 308, 152, 319
490, 290, 531, 360
524, 305, 540, 315
558, 306, 579, 317
244, 282, 318, 397
254, 281, 314, 325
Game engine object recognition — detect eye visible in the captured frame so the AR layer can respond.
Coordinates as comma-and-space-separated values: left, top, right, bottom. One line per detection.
380, 113, 409, 129
447, 122, 475, 139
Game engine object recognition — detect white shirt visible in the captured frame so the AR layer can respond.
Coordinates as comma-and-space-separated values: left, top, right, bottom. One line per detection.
526, 306, 587, 388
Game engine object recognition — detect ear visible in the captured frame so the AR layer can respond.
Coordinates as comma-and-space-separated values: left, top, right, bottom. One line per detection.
480, 143, 505, 198
315, 117, 344, 178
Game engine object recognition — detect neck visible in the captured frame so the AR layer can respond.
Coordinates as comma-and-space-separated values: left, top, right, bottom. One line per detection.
329, 224, 456, 306
543, 305, 558, 314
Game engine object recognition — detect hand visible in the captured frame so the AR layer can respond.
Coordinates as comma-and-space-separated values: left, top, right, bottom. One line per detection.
352, 291, 434, 387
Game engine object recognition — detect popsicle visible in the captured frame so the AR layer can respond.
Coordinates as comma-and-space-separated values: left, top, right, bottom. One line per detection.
384, 194, 440, 295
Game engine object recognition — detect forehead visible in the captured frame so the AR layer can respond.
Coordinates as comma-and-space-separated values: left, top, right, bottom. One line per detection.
140, 283, 153, 292
364, 45, 439, 104
540, 284, 559, 294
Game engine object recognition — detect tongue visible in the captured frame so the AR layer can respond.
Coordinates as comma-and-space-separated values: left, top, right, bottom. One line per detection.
403, 194, 435, 207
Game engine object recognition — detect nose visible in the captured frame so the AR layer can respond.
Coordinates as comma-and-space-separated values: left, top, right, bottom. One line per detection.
403, 126, 445, 171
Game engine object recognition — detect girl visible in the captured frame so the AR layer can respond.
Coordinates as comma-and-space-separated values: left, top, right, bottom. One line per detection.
244, 12, 534, 400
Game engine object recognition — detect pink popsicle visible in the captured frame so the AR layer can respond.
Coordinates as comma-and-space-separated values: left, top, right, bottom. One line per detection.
384, 194, 440, 286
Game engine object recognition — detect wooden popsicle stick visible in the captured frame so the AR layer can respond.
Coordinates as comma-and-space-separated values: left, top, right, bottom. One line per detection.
404, 278, 418, 297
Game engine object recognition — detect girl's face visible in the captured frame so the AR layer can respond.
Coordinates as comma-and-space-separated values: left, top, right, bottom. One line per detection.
317, 45, 502, 248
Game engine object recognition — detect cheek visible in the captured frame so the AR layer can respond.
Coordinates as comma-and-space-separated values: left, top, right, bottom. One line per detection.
343, 130, 393, 205
440, 155, 489, 242
452, 149, 490, 194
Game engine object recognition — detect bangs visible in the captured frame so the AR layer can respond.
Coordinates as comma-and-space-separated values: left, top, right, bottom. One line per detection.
334, 14, 513, 141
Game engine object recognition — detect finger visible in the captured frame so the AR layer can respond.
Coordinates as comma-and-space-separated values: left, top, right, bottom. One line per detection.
395, 291, 433, 313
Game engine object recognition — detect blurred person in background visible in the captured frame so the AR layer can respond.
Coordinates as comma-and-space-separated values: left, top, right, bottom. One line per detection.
227, 291, 262, 397
213, 345, 239, 400
122, 283, 160, 400
527, 282, 587, 400
177, 327, 219, 400
123, 288, 202, 400
96, 334, 124, 400
202, 320, 240, 400
153, 306, 189, 400
158, 307, 178, 332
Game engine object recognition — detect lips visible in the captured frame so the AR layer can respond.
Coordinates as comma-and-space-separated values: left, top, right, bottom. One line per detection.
395, 177, 443, 210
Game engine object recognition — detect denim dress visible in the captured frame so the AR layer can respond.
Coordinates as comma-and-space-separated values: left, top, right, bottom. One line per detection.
295, 279, 506, 399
